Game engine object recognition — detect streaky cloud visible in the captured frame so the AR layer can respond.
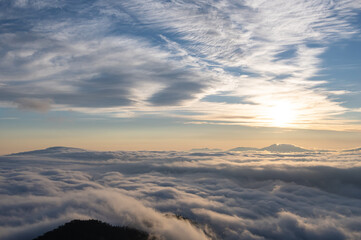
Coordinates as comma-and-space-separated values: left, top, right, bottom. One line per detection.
0, 0, 360, 129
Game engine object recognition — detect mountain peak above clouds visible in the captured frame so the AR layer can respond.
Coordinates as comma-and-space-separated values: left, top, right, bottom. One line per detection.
190, 148, 222, 152
228, 144, 312, 153
228, 147, 259, 152
343, 147, 361, 152
9, 146, 87, 156
261, 144, 310, 153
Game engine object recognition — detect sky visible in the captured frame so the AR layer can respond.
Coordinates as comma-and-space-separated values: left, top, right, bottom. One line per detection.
1, 0, 361, 154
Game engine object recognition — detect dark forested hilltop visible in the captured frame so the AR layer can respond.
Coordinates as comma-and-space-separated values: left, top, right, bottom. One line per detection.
33, 219, 156, 240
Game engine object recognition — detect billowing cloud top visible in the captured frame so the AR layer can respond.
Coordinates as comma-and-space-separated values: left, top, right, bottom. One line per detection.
1, 0, 361, 129
1, 147, 361, 239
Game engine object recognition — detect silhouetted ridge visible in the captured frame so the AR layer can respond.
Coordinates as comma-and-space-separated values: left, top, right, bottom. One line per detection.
261, 144, 310, 152
228, 147, 259, 151
10, 146, 86, 156
343, 147, 361, 152
228, 144, 311, 152
190, 148, 222, 152
33, 219, 155, 240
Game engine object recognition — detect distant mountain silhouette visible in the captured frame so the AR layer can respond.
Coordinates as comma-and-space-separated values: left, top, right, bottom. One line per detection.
8, 145, 315, 157
261, 144, 310, 153
228, 144, 312, 153
7, 147, 120, 161
9, 146, 86, 156
33, 219, 155, 240
228, 147, 259, 151
190, 148, 222, 152
343, 147, 361, 152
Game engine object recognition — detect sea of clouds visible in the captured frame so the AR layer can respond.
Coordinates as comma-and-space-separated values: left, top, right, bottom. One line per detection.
1, 147, 361, 240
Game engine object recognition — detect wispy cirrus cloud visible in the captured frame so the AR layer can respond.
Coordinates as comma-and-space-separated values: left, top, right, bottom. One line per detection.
0, 0, 360, 129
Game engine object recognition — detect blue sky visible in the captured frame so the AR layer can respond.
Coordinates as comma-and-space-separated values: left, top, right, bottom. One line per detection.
1, 0, 361, 153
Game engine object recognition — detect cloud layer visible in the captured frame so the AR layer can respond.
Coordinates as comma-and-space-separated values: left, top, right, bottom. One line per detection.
1, 147, 361, 239
0, 0, 360, 129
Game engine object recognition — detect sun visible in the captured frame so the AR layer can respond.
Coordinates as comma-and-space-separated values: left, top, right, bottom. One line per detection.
268, 102, 297, 127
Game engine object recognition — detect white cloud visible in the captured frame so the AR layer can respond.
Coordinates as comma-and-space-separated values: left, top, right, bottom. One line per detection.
0, 0, 360, 129
1, 148, 361, 239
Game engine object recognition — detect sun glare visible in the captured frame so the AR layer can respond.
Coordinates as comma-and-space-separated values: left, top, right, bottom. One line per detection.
268, 102, 297, 127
